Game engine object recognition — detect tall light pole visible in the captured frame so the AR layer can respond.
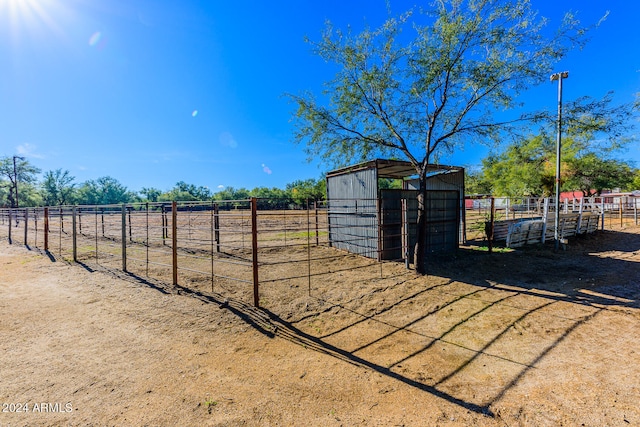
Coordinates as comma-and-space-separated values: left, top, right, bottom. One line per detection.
12, 155, 25, 208
550, 71, 568, 251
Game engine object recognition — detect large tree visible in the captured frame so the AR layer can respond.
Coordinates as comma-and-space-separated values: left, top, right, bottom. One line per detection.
41, 169, 76, 206
289, 0, 588, 273
482, 91, 637, 197
482, 135, 555, 196
0, 156, 41, 208
285, 178, 326, 206
139, 187, 163, 203
564, 154, 635, 196
483, 135, 637, 197
76, 176, 137, 205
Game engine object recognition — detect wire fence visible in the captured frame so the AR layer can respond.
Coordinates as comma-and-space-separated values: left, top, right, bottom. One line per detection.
2, 194, 638, 310
0, 199, 408, 310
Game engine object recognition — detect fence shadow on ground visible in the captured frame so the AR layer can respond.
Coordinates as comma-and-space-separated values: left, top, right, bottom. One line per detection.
265, 229, 636, 415
444, 230, 640, 307
96, 256, 610, 417
11, 227, 640, 418
82, 264, 494, 414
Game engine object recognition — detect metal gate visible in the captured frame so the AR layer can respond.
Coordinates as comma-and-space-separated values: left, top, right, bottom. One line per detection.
380, 190, 460, 261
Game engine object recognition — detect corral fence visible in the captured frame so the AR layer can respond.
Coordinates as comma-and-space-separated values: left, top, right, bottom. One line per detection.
0, 198, 416, 310
464, 195, 640, 248
2, 195, 638, 309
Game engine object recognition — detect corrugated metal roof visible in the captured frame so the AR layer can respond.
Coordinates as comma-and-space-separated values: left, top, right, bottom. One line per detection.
326, 159, 461, 179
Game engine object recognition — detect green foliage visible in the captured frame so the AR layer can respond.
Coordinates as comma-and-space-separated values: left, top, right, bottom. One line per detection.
41, 169, 76, 206
76, 176, 138, 205
288, 0, 588, 172
213, 186, 251, 201
564, 154, 635, 196
482, 123, 637, 197
285, 178, 326, 205
378, 178, 403, 190
0, 153, 326, 208
139, 187, 162, 202
15, 182, 43, 207
172, 181, 211, 200
249, 187, 291, 209
482, 135, 555, 196
0, 156, 41, 207
464, 168, 492, 195
632, 170, 640, 191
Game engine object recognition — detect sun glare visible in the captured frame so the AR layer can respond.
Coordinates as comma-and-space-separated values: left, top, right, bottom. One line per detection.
0, 0, 64, 42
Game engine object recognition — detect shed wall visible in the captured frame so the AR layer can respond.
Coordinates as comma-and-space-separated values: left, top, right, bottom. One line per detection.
326, 163, 464, 262
380, 190, 460, 260
326, 168, 379, 259
406, 170, 465, 243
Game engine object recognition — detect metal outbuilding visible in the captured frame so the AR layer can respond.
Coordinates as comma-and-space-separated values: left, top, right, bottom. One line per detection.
325, 159, 465, 265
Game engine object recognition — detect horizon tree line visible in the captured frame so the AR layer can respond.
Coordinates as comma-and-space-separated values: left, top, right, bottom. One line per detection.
0, 157, 327, 208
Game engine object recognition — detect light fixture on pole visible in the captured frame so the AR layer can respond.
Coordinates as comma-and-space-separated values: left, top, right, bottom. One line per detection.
550, 71, 568, 251
12, 155, 25, 208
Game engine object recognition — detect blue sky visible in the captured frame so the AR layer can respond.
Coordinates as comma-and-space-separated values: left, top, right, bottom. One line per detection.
1, 0, 638, 193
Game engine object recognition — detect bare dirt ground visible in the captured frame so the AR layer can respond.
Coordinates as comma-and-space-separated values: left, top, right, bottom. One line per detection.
1, 225, 639, 426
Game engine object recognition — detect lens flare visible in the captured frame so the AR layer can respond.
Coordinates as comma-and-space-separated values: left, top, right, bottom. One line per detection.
219, 132, 238, 148
88, 31, 101, 46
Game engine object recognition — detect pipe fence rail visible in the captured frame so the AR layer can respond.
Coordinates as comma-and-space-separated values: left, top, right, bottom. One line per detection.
2, 195, 637, 309
464, 195, 640, 247
0, 199, 404, 310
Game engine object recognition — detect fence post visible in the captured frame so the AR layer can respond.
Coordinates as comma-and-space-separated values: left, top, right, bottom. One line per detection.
8, 209, 12, 244
34, 209, 38, 247
145, 203, 150, 277
162, 205, 167, 246
635, 198, 638, 226
488, 197, 495, 254
24, 209, 28, 246
72, 206, 77, 262
251, 197, 259, 308
121, 204, 127, 272
172, 201, 178, 286
601, 198, 605, 231
315, 201, 319, 246
210, 201, 215, 292
213, 202, 220, 252
541, 198, 549, 244
58, 208, 63, 256
576, 198, 584, 234
101, 209, 105, 237
402, 198, 409, 269
376, 197, 382, 262
128, 206, 133, 242
306, 199, 312, 296
618, 196, 623, 228
94, 207, 99, 263
44, 207, 49, 251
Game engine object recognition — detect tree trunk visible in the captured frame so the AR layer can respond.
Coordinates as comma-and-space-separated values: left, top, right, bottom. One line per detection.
7, 184, 17, 208
413, 175, 428, 274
